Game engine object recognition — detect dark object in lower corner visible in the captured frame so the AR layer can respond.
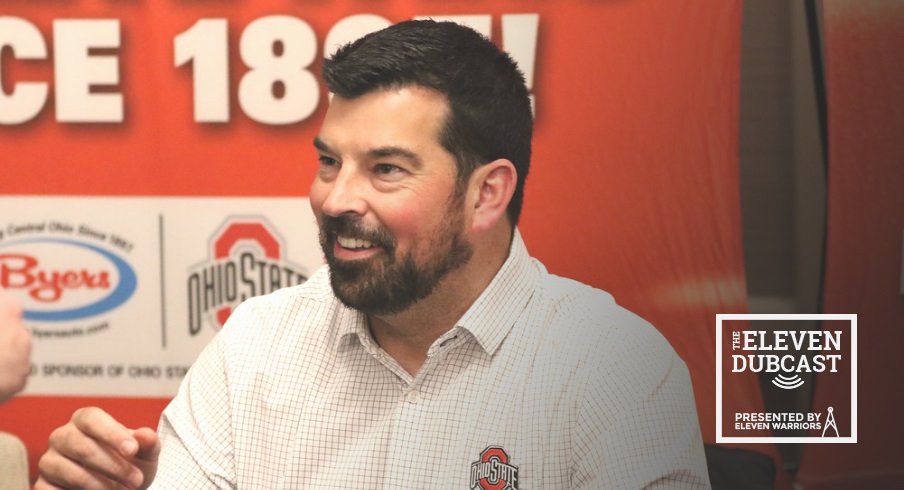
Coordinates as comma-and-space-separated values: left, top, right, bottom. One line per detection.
705, 444, 775, 490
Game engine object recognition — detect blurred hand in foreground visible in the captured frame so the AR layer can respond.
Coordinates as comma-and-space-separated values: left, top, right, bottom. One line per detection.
0, 292, 30, 402
35, 407, 160, 490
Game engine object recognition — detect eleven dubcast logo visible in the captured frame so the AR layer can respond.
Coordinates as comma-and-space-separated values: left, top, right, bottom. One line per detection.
716, 314, 857, 444
731, 329, 842, 389
187, 219, 308, 334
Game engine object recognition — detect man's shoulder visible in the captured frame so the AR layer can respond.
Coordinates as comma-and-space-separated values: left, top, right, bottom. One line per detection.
530, 270, 676, 372
240, 264, 334, 312
208, 265, 355, 379
536, 272, 650, 338
538, 273, 616, 314
247, 265, 332, 305
220, 265, 341, 341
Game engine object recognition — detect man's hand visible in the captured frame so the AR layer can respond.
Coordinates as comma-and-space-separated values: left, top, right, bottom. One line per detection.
0, 292, 31, 402
35, 407, 160, 490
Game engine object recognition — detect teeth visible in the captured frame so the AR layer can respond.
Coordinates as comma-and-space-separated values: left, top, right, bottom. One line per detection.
337, 236, 374, 249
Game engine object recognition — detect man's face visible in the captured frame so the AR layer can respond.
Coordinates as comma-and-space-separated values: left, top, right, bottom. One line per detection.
309, 87, 473, 315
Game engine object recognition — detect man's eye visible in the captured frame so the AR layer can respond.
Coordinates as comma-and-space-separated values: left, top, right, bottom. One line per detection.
318, 156, 338, 167
374, 164, 402, 175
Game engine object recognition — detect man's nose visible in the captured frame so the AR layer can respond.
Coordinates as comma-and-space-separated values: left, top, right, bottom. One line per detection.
320, 167, 368, 218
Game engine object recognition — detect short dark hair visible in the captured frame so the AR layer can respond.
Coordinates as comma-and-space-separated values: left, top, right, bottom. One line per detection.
323, 19, 533, 225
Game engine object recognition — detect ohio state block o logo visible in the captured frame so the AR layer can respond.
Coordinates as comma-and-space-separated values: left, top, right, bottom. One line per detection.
470, 446, 519, 490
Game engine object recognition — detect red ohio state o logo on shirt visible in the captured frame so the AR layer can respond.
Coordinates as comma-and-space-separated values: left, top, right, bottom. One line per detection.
469, 446, 519, 490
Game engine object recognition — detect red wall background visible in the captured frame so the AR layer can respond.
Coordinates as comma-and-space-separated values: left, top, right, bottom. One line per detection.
1, 0, 779, 483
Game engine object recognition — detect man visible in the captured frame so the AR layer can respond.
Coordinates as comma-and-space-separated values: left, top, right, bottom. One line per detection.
36, 20, 710, 489
0, 292, 31, 403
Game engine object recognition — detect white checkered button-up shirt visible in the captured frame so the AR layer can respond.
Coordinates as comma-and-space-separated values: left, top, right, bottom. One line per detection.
152, 231, 711, 489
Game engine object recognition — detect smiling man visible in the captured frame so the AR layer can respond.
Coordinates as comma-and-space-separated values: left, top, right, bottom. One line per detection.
36, 20, 710, 489
312, 88, 475, 320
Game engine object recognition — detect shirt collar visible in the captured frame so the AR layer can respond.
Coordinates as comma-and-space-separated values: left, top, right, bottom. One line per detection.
456, 229, 537, 355
336, 229, 538, 356
337, 302, 369, 348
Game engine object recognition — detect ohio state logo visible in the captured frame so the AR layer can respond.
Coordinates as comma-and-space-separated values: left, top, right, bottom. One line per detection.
469, 446, 519, 490
186, 218, 308, 334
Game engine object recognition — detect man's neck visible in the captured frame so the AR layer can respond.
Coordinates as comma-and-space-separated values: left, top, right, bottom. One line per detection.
367, 230, 513, 376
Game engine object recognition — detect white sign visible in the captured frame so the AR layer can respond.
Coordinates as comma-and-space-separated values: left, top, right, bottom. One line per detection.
0, 196, 322, 397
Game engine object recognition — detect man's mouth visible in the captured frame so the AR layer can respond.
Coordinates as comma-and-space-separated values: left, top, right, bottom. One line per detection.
320, 215, 394, 263
331, 234, 384, 261
336, 235, 376, 250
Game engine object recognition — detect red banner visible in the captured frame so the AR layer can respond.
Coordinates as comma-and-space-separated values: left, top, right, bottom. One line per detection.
1, 0, 774, 482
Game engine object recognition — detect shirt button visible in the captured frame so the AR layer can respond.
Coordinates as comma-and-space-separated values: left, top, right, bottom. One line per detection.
439, 335, 459, 348
405, 390, 420, 404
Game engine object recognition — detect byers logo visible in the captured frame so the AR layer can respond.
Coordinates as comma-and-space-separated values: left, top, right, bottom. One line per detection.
0, 238, 137, 322
717, 314, 857, 444
187, 218, 308, 334
470, 446, 519, 490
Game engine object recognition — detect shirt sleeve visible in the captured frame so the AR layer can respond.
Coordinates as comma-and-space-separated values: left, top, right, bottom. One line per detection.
148, 302, 254, 489
571, 311, 711, 489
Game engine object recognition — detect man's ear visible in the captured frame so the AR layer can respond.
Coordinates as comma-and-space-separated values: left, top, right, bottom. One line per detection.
467, 159, 517, 233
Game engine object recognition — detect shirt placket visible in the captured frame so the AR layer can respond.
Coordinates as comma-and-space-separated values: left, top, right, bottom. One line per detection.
381, 328, 470, 488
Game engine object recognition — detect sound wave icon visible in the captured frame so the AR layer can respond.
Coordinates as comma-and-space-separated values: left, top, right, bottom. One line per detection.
772, 374, 805, 390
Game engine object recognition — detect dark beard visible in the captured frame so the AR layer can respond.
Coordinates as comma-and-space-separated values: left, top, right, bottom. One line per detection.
319, 211, 473, 315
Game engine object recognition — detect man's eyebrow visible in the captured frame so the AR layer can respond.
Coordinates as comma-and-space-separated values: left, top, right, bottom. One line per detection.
368, 146, 422, 167
312, 137, 332, 154
313, 138, 422, 167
